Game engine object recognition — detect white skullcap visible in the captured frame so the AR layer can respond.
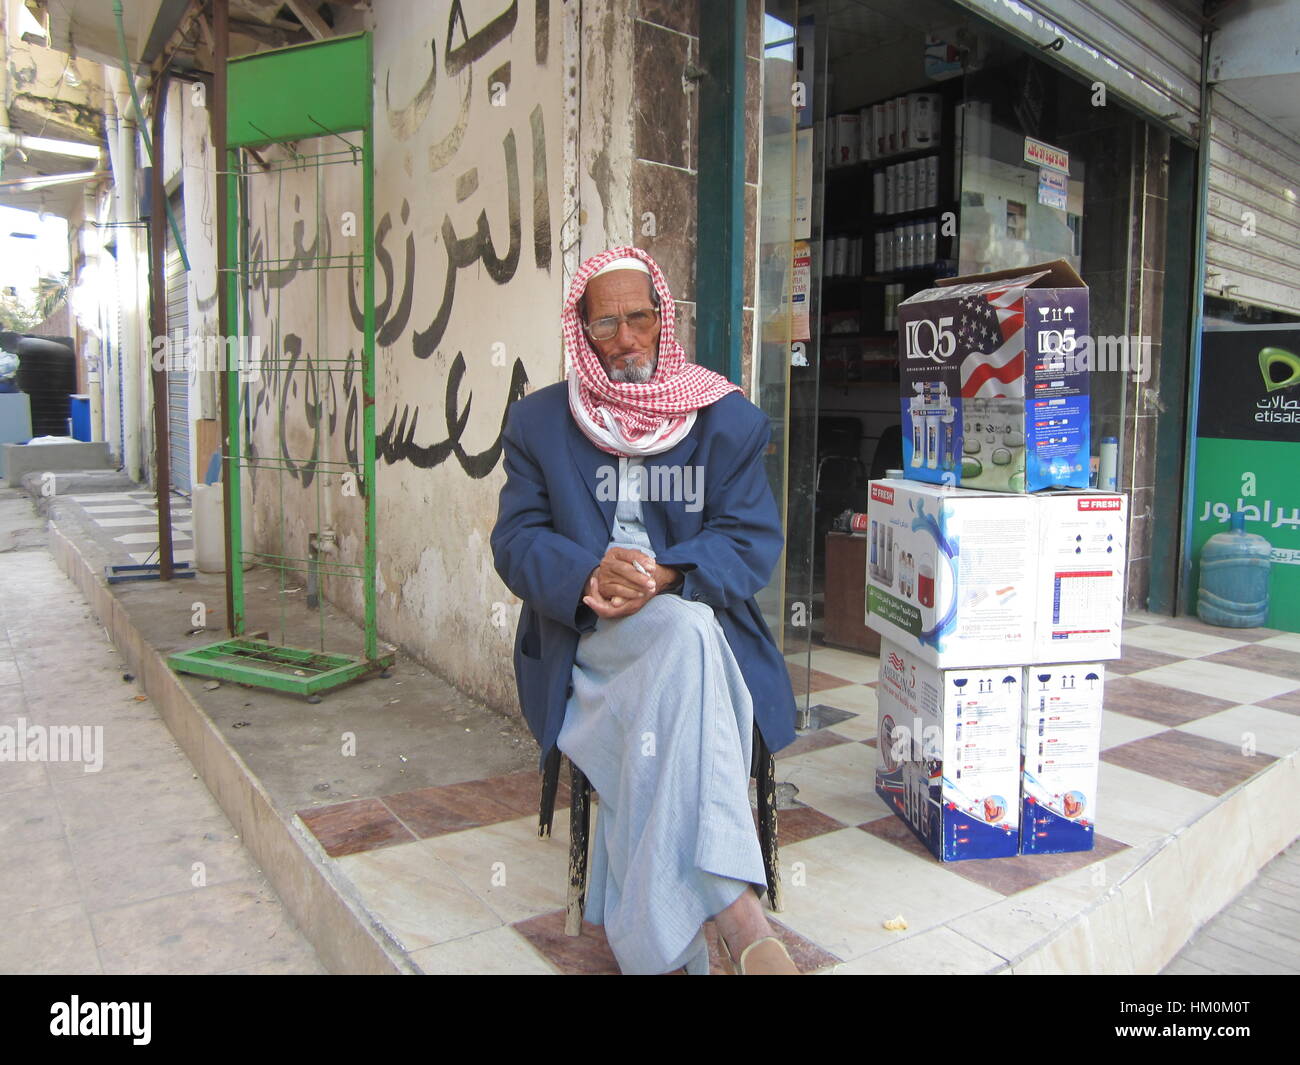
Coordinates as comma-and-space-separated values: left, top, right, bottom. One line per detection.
590, 256, 651, 279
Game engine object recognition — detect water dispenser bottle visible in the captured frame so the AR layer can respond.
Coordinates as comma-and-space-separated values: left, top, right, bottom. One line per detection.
1197, 511, 1272, 628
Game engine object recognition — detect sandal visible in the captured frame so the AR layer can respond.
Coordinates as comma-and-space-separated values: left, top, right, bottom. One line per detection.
719, 934, 800, 975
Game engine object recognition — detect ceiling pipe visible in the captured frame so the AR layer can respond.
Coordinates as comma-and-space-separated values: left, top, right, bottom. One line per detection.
0, 129, 103, 163
0, 169, 104, 191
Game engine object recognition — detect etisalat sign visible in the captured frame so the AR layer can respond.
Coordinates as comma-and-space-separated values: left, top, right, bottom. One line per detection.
1192, 326, 1300, 631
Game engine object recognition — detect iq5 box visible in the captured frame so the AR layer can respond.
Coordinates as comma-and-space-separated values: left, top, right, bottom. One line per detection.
865, 480, 1128, 668
1020, 663, 1104, 855
898, 258, 1090, 492
875, 638, 1022, 861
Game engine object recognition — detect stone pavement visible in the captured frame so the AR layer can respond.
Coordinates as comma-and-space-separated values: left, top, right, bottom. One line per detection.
0, 486, 325, 975
1162, 837, 1300, 975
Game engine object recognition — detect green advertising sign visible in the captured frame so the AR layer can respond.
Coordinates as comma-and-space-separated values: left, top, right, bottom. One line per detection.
1191, 326, 1300, 632
867, 586, 922, 636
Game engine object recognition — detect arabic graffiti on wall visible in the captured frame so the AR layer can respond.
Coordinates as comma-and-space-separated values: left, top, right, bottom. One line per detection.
238, 0, 554, 493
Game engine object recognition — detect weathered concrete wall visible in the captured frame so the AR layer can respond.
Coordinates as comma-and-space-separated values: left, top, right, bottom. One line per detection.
211, 0, 765, 722
3, 10, 104, 144
225, 1, 563, 715
368, 0, 565, 710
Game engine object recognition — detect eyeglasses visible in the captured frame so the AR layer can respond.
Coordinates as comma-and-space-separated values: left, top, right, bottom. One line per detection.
584, 307, 659, 342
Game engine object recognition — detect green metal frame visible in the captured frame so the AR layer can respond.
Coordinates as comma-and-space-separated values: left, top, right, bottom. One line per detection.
168, 32, 391, 697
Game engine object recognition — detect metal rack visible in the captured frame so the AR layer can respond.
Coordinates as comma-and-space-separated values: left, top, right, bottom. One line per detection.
168, 31, 392, 698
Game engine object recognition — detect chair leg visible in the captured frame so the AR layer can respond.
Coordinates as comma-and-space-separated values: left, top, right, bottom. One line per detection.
565, 759, 592, 936
754, 729, 783, 913
538, 745, 561, 840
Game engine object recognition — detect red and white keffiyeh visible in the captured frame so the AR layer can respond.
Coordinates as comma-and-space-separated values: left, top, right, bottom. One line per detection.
563, 245, 741, 457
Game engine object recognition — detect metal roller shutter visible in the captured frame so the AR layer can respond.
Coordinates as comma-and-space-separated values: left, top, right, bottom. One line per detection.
1204, 89, 1300, 315
165, 188, 191, 494
949, 0, 1204, 141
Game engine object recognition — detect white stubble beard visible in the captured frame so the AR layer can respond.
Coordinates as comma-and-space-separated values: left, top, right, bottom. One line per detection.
607, 352, 657, 384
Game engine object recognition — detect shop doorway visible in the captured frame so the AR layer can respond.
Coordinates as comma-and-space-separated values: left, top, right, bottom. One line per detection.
756, 0, 1151, 719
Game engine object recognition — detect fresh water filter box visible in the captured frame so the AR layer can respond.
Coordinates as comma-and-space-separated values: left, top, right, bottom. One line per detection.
1030, 491, 1128, 662
865, 480, 1127, 667
897, 259, 1090, 492
1019, 664, 1104, 854
866, 479, 1040, 667
875, 639, 1022, 861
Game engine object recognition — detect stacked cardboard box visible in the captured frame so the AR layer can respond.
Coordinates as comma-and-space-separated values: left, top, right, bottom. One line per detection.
866, 260, 1125, 859
865, 480, 1127, 667
873, 640, 1106, 861
875, 640, 1023, 861
1019, 663, 1105, 855
897, 260, 1091, 493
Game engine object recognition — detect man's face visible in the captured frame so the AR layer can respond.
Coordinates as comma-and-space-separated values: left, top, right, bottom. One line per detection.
582, 270, 661, 383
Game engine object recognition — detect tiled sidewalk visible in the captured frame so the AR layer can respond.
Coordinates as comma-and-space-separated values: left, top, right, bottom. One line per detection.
0, 527, 325, 975
296, 613, 1300, 974
66, 490, 194, 567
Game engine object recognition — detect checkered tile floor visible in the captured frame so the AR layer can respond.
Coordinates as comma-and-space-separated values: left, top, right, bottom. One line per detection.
296, 614, 1300, 974
66, 493, 194, 566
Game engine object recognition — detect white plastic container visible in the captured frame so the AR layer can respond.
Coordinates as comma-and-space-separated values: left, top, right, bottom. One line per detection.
193, 480, 255, 573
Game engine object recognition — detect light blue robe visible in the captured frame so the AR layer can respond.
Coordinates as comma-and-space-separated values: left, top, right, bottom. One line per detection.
556, 457, 769, 975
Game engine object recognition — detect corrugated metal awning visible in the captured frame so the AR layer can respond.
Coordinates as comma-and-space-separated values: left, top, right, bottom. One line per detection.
948, 0, 1204, 141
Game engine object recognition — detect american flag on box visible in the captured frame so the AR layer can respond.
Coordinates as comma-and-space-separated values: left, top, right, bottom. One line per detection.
956, 283, 1027, 398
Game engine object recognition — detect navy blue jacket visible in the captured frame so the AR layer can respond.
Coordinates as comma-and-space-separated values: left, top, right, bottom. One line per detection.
490, 381, 798, 768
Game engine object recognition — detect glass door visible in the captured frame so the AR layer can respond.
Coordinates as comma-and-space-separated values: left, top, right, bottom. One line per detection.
756, 2, 823, 726
956, 54, 1139, 488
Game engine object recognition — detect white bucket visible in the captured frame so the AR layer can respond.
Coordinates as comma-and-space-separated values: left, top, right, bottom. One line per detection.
192, 480, 256, 573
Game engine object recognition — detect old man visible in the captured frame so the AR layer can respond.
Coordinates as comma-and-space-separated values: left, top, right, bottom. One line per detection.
490, 246, 798, 975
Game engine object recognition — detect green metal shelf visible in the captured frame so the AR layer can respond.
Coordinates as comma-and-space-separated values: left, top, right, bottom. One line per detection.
168, 31, 388, 701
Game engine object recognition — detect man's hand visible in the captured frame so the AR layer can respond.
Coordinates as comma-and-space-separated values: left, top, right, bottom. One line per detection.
592, 547, 656, 603
650, 561, 683, 593
582, 548, 682, 619
583, 572, 650, 619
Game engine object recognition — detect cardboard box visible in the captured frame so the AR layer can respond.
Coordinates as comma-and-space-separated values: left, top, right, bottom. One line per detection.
1019, 664, 1104, 854
1031, 491, 1128, 661
875, 639, 1022, 861
865, 479, 1127, 667
898, 259, 1090, 492
867, 479, 1037, 667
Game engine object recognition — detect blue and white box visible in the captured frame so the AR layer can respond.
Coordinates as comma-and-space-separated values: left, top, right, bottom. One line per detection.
1019, 664, 1105, 855
875, 639, 1023, 861
897, 259, 1091, 492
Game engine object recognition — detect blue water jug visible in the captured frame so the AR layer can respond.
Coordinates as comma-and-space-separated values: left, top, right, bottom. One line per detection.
1197, 511, 1272, 627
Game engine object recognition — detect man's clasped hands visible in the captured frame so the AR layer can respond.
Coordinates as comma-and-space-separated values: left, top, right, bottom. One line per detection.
582, 546, 684, 619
